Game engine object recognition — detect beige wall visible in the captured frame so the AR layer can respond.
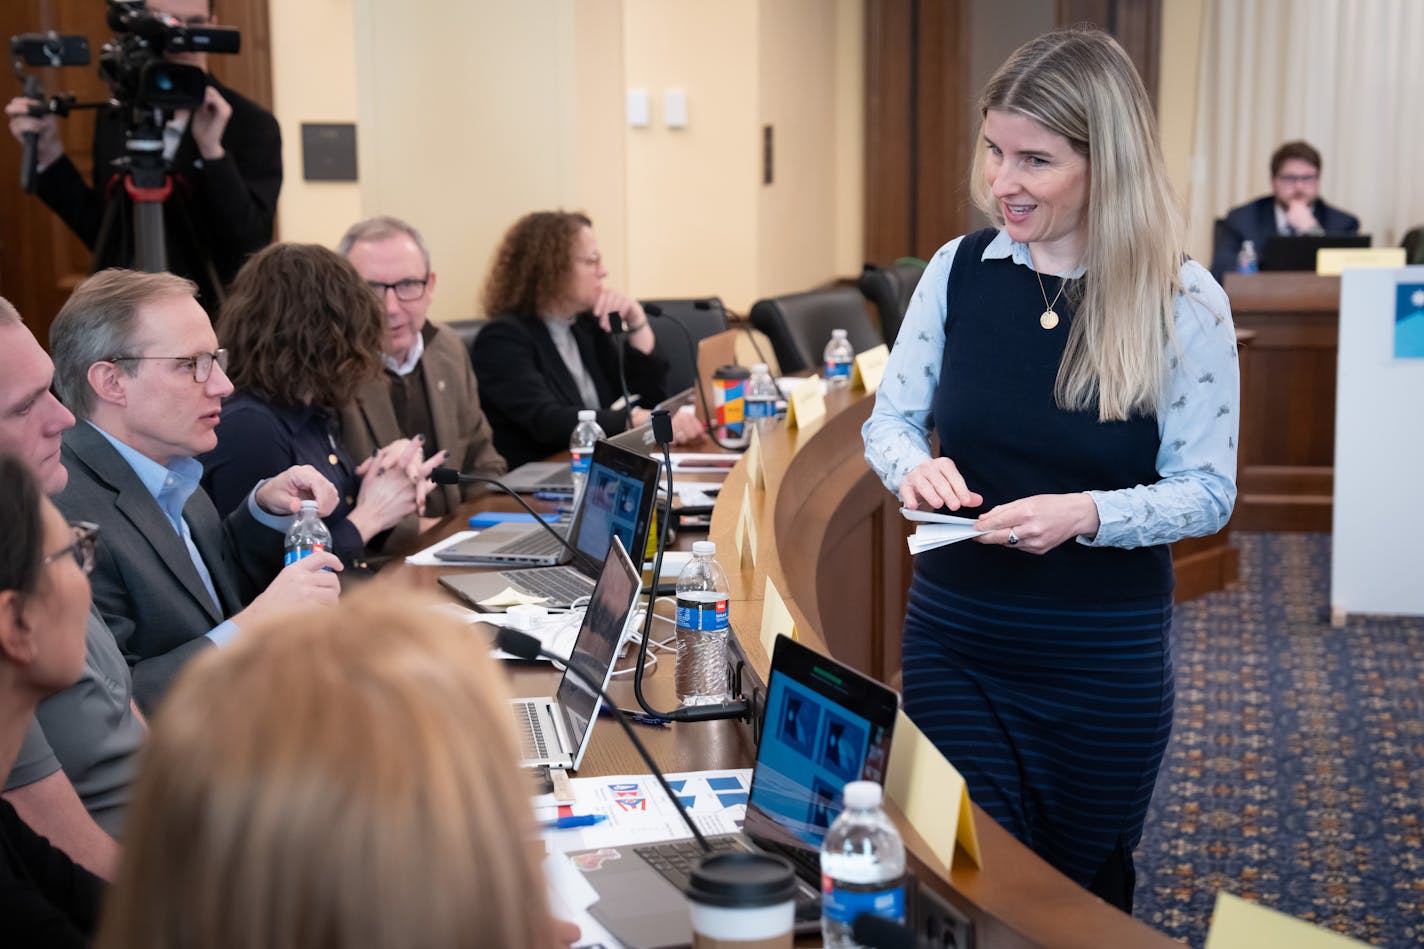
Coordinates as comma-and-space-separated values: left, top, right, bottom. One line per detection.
1157, 0, 1208, 263
269, 0, 858, 319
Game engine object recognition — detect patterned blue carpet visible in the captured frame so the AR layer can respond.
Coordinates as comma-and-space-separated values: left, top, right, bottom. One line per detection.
1135, 532, 1424, 947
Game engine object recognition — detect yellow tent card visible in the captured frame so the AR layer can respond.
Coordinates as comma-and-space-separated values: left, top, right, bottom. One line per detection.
1205, 891, 1369, 948
758, 576, 797, 656
852, 344, 889, 393
786, 378, 826, 429
885, 709, 981, 873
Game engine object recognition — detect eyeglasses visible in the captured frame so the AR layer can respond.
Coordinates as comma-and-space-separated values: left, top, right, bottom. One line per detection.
367, 278, 430, 302
42, 521, 100, 576
1274, 173, 1319, 185
108, 349, 229, 383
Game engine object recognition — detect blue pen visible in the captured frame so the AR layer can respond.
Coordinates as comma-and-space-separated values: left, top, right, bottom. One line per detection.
543, 814, 608, 831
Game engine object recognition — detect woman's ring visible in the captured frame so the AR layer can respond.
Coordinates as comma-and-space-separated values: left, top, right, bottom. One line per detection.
1007, 528, 1020, 546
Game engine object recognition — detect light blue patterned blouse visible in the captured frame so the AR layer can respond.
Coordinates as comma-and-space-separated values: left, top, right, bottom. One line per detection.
862, 229, 1239, 549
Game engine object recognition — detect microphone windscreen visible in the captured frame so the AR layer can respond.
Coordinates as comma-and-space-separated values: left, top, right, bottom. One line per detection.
651, 409, 674, 445
851, 914, 917, 949
493, 626, 545, 661
642, 303, 664, 317
429, 466, 462, 486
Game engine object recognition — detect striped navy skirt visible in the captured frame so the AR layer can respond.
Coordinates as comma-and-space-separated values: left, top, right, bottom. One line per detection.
901, 570, 1174, 887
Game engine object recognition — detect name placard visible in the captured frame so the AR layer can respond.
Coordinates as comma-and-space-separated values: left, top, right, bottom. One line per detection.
758, 577, 797, 657
885, 709, 982, 873
1317, 247, 1406, 275
1205, 891, 1370, 948
852, 344, 889, 393
786, 378, 826, 429
746, 425, 765, 491
741, 483, 759, 567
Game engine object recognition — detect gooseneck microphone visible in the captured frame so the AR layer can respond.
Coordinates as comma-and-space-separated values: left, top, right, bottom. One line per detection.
630, 409, 752, 724
607, 310, 636, 432
428, 468, 600, 576
493, 625, 710, 852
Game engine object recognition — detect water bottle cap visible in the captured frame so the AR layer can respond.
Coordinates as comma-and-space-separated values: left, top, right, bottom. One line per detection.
843, 781, 881, 810
692, 541, 716, 556
832, 328, 847, 338
299, 499, 318, 512
752, 363, 768, 373
577, 410, 596, 421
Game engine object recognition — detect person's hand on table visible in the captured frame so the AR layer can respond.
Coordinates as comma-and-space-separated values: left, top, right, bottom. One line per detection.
898, 457, 983, 512
973, 492, 1100, 554
670, 404, 704, 445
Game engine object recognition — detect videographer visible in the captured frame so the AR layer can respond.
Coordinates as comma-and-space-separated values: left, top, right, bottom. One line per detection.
5, 0, 281, 313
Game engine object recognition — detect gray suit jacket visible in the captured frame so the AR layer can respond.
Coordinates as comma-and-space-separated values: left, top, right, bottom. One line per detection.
338, 321, 506, 545
54, 423, 284, 711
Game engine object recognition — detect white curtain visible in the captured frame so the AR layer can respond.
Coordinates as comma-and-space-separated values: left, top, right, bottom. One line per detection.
1188, 0, 1424, 259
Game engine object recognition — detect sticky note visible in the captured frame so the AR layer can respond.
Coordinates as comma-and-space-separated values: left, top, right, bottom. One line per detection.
852, 344, 889, 393
759, 577, 797, 656
1205, 891, 1370, 948
885, 709, 981, 873
786, 378, 826, 429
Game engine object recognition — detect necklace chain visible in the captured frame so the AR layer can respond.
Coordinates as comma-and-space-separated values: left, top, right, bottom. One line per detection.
1028, 246, 1073, 331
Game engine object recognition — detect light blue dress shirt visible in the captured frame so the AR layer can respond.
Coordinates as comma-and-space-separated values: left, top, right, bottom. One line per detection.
88, 422, 289, 646
862, 229, 1240, 549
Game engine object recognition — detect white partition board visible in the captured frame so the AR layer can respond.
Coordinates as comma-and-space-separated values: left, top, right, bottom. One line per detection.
1331, 266, 1424, 620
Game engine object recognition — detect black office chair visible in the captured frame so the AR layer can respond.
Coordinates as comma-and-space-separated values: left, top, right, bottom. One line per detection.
858, 259, 926, 347
445, 318, 488, 367
748, 286, 881, 374
642, 297, 730, 393
1403, 226, 1424, 265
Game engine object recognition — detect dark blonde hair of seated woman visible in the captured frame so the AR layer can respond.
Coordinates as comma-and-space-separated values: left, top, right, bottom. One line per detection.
97, 591, 560, 949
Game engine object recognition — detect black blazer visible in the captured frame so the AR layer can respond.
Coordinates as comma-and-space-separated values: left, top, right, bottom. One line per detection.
472, 313, 669, 469
34, 78, 282, 312
54, 423, 284, 711
1210, 195, 1360, 280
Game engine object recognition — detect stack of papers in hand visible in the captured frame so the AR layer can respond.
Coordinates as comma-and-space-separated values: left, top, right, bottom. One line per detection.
902, 506, 987, 555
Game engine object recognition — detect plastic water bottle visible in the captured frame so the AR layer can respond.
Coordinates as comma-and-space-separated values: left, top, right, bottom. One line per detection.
824, 329, 854, 389
820, 781, 906, 948
1236, 239, 1258, 274
674, 541, 730, 706
283, 500, 332, 565
745, 362, 780, 434
569, 409, 605, 501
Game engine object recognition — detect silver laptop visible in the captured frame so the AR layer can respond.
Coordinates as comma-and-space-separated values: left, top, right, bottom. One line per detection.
607, 387, 697, 458
432, 433, 660, 581
511, 537, 641, 772
503, 460, 575, 495
566, 635, 902, 947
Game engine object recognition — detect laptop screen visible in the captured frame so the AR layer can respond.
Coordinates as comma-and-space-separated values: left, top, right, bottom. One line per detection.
570, 441, 659, 566
555, 536, 642, 769
744, 636, 900, 851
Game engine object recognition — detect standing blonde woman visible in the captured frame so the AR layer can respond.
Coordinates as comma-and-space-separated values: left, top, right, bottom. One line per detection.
98, 592, 572, 948
863, 27, 1238, 911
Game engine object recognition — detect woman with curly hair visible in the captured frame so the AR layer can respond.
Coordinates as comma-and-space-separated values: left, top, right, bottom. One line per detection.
472, 211, 672, 468
200, 243, 441, 570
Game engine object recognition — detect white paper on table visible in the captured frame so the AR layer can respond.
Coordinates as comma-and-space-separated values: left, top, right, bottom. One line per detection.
667, 453, 738, 474
535, 769, 752, 853
646, 551, 693, 585
403, 530, 479, 565
777, 376, 826, 398
544, 851, 629, 949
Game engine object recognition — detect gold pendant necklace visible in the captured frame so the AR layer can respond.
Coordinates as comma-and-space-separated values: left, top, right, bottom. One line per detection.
1028, 247, 1071, 330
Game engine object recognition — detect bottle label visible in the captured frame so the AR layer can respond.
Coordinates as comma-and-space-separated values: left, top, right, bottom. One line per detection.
825, 360, 851, 380
746, 398, 776, 419
675, 596, 729, 632
570, 452, 591, 475
819, 877, 906, 926
284, 543, 325, 566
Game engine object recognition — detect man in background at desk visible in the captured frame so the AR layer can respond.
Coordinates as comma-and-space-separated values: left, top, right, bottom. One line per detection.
1211, 140, 1360, 279
337, 215, 506, 539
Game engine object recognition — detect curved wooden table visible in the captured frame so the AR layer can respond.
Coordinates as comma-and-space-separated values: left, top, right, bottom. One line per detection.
708, 386, 1183, 949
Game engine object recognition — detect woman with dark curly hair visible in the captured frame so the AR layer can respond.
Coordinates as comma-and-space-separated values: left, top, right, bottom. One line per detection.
472, 211, 675, 469
199, 243, 441, 569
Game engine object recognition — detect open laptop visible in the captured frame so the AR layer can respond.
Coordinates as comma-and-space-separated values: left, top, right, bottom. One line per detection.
436, 440, 660, 608
567, 635, 901, 948
608, 387, 697, 457
1260, 233, 1370, 271
502, 460, 576, 495
510, 537, 641, 772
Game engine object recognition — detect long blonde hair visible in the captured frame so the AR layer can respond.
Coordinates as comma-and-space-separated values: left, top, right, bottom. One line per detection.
98, 591, 559, 949
970, 26, 1184, 421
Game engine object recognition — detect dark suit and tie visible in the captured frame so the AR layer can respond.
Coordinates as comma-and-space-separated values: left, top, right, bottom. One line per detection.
1210, 195, 1361, 280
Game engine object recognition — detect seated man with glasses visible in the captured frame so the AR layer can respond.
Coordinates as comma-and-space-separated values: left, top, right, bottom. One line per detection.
1211, 140, 1360, 278
48, 269, 345, 712
336, 215, 506, 539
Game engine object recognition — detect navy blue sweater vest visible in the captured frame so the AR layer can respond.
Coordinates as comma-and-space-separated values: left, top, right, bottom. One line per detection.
917, 229, 1173, 600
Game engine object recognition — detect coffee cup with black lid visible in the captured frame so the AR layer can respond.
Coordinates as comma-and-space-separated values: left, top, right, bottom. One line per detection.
685, 851, 797, 949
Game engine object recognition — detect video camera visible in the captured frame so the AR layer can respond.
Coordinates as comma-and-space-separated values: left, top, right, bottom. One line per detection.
100, 0, 239, 112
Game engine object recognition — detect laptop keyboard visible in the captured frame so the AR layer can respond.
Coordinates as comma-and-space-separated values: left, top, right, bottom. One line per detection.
514, 701, 549, 761
501, 567, 594, 605
492, 529, 566, 559
633, 836, 821, 918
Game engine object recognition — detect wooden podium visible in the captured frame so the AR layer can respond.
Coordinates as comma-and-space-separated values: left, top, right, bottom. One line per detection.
1223, 272, 1342, 531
